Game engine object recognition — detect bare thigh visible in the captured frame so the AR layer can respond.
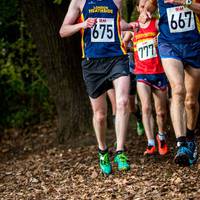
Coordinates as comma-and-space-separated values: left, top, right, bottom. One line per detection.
161, 58, 185, 92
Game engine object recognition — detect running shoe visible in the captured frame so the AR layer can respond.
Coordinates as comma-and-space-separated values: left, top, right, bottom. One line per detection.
114, 151, 130, 171
187, 139, 198, 165
156, 134, 168, 155
136, 121, 145, 136
174, 142, 194, 166
144, 145, 156, 156
98, 151, 112, 175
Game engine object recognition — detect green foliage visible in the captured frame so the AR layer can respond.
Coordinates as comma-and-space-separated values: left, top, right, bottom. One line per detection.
0, 0, 20, 42
121, 1, 138, 22
53, 0, 63, 5
0, 35, 55, 128
0, 0, 55, 128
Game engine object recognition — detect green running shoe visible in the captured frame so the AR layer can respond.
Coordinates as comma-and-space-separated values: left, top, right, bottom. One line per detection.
114, 151, 130, 171
137, 121, 145, 136
98, 151, 112, 175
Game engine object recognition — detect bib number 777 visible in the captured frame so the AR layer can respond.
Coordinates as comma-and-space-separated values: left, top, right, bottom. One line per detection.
137, 39, 157, 61
91, 18, 115, 42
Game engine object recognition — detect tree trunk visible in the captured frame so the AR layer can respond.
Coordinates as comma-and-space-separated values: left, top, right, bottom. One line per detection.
198, 96, 200, 131
126, 0, 136, 22
22, 0, 92, 143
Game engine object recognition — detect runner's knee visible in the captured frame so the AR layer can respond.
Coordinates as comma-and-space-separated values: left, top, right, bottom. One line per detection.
93, 110, 107, 124
116, 97, 129, 112
156, 110, 166, 120
142, 104, 152, 116
185, 95, 197, 111
172, 85, 186, 100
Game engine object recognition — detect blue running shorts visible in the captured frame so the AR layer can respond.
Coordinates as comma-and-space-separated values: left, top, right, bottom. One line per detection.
158, 42, 200, 69
136, 73, 168, 90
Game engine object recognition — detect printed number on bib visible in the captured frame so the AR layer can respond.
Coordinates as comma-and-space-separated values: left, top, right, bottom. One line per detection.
91, 18, 115, 42
167, 6, 195, 33
137, 39, 157, 61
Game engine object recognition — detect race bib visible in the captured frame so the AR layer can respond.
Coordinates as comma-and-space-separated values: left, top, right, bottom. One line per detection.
137, 39, 157, 61
91, 18, 115, 42
167, 6, 195, 33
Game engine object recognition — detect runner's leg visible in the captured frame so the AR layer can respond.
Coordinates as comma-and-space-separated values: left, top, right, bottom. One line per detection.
161, 58, 192, 165
183, 65, 200, 164
152, 89, 167, 134
89, 93, 107, 151
161, 58, 186, 138
137, 82, 154, 142
184, 66, 200, 132
113, 76, 130, 151
153, 88, 168, 155
107, 88, 116, 125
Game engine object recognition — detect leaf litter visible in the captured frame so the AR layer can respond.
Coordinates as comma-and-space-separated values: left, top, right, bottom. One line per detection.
0, 120, 200, 199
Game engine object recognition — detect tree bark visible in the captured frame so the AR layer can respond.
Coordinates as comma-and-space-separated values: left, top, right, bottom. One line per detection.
22, 0, 92, 143
126, 0, 136, 22
198, 96, 200, 131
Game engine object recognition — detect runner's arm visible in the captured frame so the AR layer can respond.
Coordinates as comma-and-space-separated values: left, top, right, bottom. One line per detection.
155, 19, 159, 30
189, 1, 200, 14
164, 0, 200, 14
122, 31, 134, 51
189, 0, 200, 14
153, 19, 159, 48
120, 19, 133, 31
59, 0, 96, 37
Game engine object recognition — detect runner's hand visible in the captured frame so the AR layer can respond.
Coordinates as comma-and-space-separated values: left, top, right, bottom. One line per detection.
129, 22, 140, 31
83, 18, 97, 29
138, 10, 152, 24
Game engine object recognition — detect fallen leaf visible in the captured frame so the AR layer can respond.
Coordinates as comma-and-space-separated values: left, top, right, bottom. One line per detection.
91, 171, 98, 179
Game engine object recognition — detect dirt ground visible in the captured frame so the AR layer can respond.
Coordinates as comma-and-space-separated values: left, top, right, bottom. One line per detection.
0, 120, 200, 200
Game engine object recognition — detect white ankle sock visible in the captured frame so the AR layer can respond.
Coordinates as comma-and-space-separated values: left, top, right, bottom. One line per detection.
158, 132, 166, 141
148, 139, 155, 146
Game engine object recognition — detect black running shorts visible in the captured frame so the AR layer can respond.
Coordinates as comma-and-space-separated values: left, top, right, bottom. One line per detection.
82, 55, 129, 98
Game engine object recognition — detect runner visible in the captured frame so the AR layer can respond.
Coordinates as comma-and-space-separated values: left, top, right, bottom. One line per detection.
125, 0, 169, 156
140, 0, 200, 165
123, 32, 145, 136
59, 0, 139, 174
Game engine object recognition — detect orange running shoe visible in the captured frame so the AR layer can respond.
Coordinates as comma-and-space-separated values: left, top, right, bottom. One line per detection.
144, 145, 156, 155
156, 134, 168, 155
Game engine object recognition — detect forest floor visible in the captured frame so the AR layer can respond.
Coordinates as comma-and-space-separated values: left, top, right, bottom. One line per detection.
0, 119, 200, 200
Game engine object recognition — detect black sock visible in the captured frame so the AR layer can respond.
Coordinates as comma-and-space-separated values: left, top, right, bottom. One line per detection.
186, 128, 195, 141
116, 150, 124, 155
98, 148, 108, 154
176, 136, 187, 147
